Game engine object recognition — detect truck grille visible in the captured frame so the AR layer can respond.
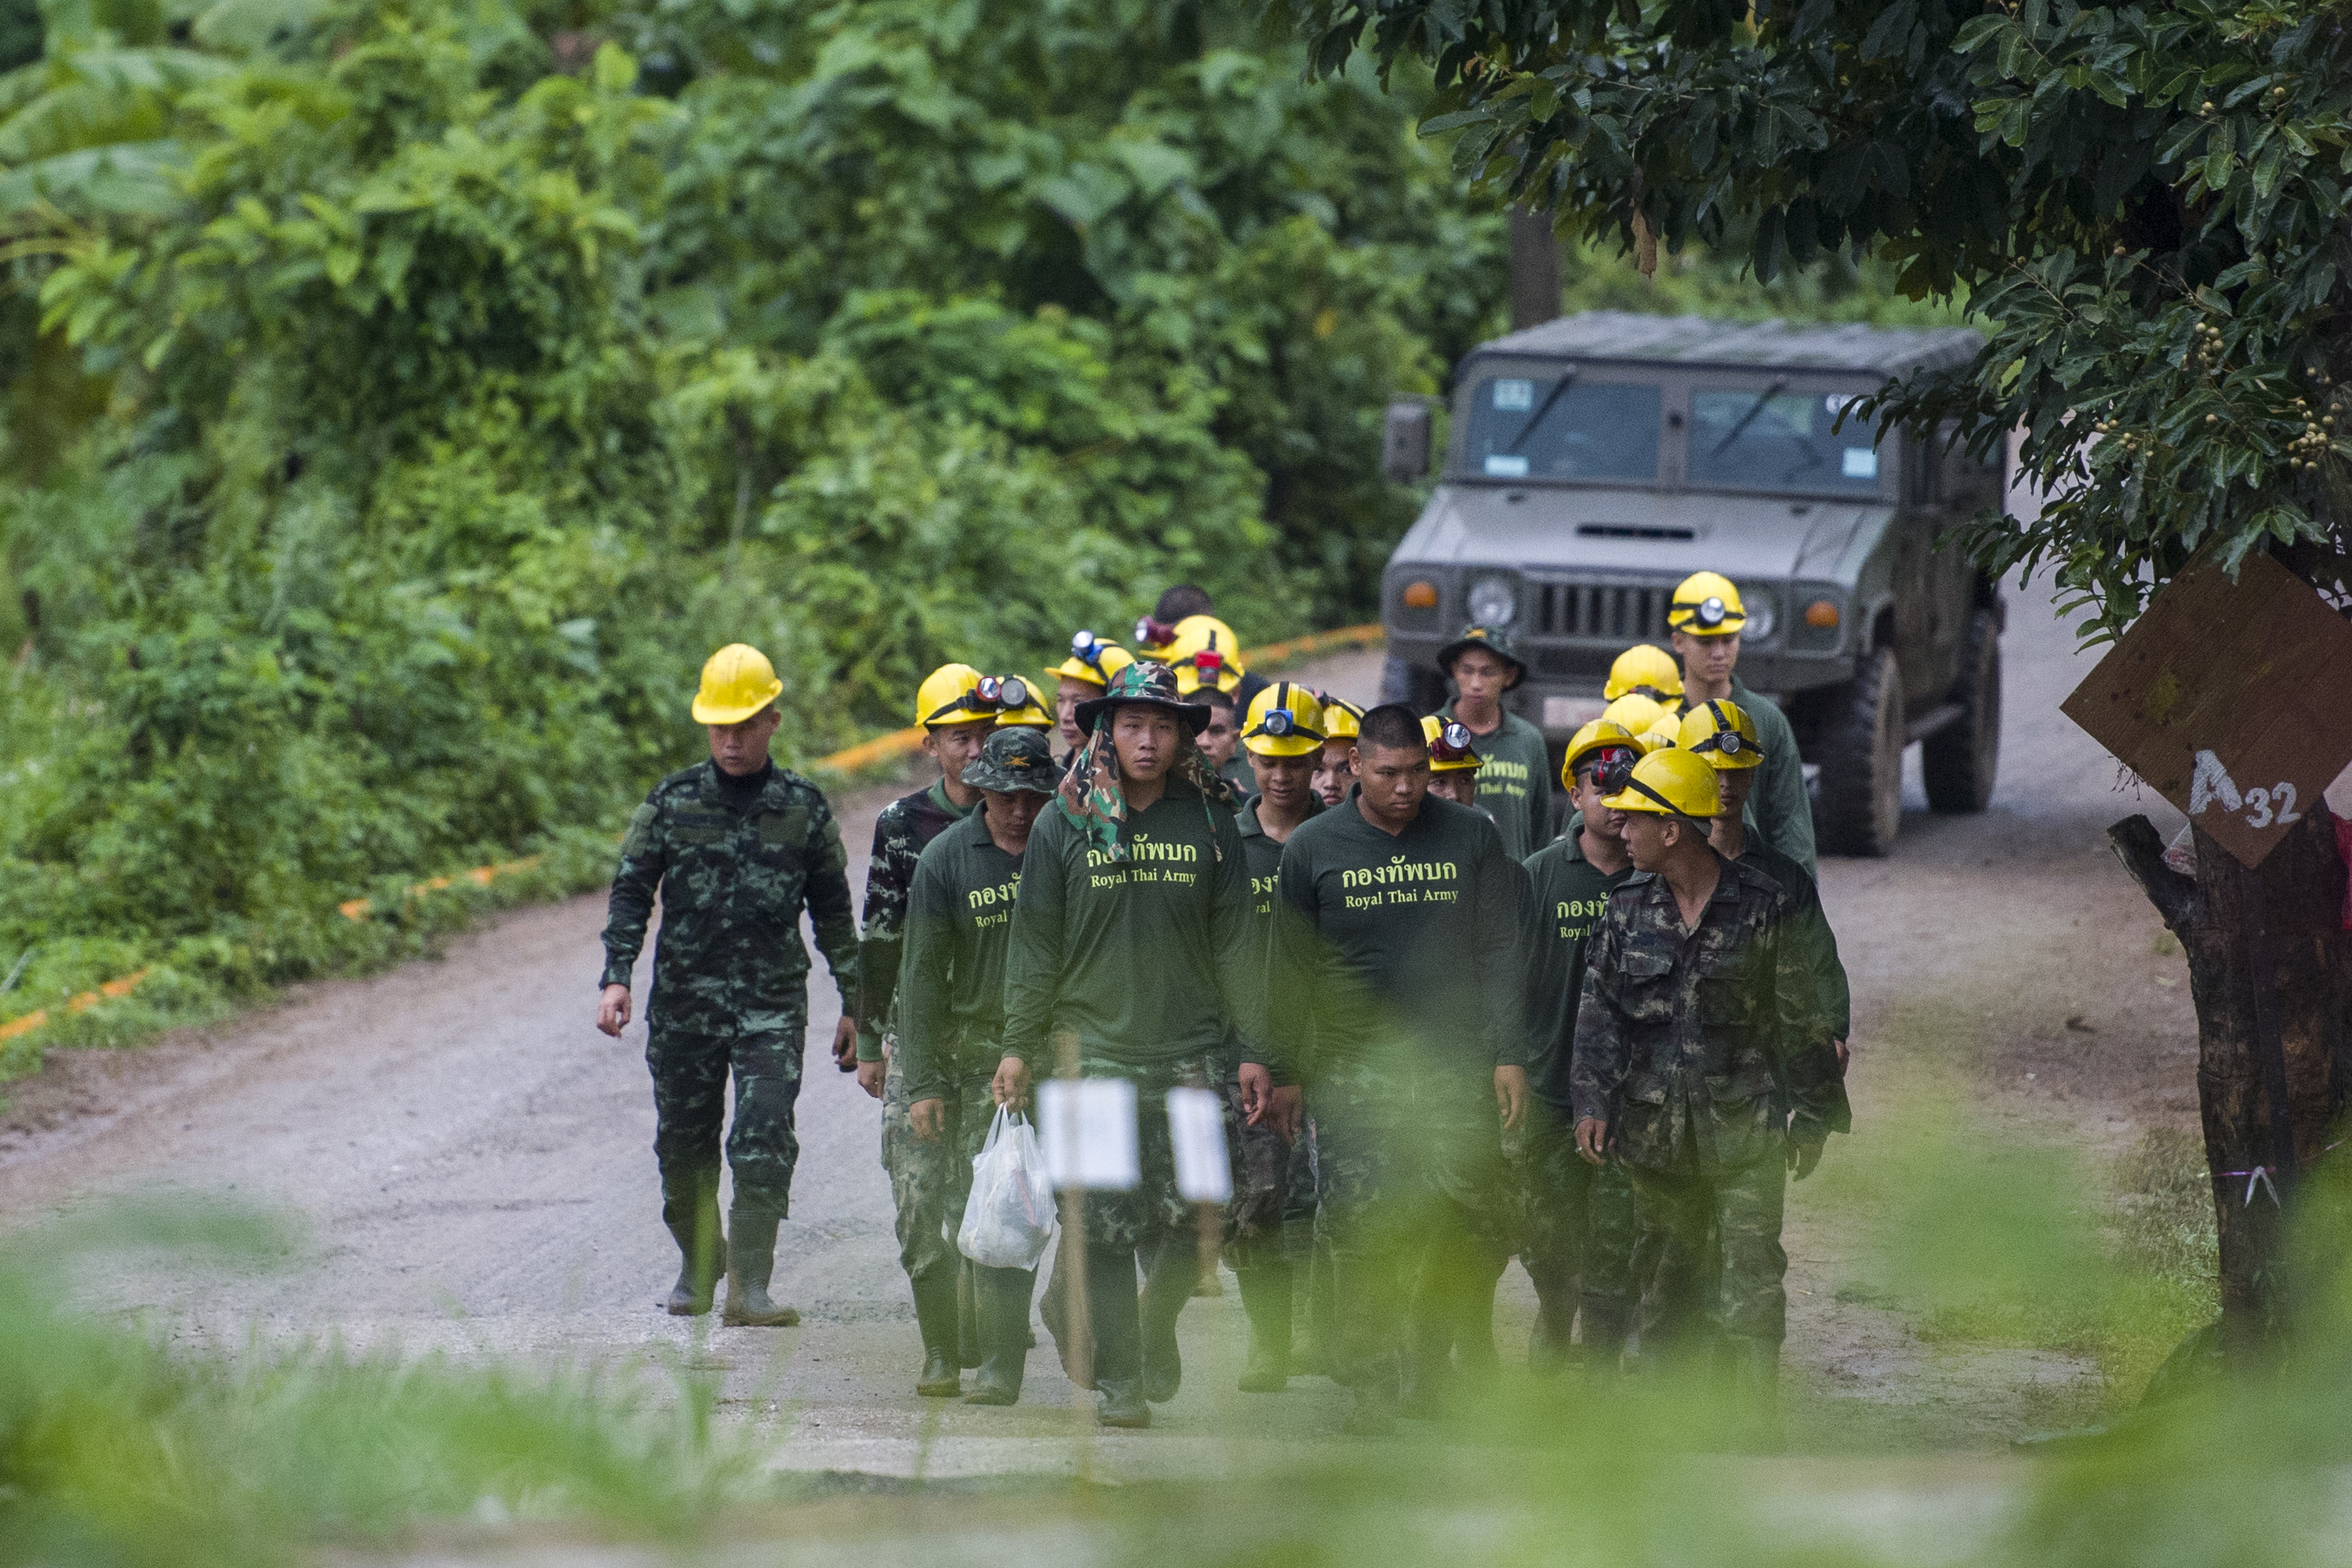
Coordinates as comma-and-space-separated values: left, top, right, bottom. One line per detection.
1535, 582, 1672, 640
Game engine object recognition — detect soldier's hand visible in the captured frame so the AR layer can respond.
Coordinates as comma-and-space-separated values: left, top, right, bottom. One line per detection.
832, 1017, 859, 1072
856, 1058, 886, 1100
911, 1097, 946, 1141
1495, 1065, 1530, 1132
1574, 1117, 1609, 1166
1267, 1085, 1303, 1143
1788, 1136, 1826, 1181
993, 1055, 1032, 1112
1237, 1061, 1274, 1127
1834, 1038, 1851, 1074
596, 984, 630, 1038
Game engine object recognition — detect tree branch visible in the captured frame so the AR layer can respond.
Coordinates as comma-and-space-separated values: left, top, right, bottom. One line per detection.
2110, 814, 2202, 933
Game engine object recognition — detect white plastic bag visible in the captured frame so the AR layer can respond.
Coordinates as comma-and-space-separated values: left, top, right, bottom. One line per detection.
957, 1106, 1058, 1270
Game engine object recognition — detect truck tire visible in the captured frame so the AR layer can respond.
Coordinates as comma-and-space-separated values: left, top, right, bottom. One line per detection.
1922, 608, 2001, 813
1378, 650, 1448, 713
1813, 646, 1905, 858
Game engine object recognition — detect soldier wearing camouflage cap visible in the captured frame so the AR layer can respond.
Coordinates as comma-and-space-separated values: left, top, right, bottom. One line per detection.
598, 644, 861, 1326
1434, 625, 1551, 860
895, 726, 1060, 1404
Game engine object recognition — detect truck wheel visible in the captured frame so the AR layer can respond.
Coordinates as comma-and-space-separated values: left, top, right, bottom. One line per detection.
1923, 609, 2001, 813
1378, 650, 1448, 712
1813, 646, 1905, 857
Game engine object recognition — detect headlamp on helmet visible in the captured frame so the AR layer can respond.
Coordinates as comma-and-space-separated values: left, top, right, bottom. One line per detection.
974, 675, 1030, 711
1134, 615, 1177, 651
1070, 630, 1110, 670
1424, 716, 1484, 771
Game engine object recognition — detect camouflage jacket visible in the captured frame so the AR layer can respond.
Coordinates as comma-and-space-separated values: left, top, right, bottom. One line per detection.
599, 761, 859, 1036
855, 781, 973, 1061
1569, 854, 1848, 1172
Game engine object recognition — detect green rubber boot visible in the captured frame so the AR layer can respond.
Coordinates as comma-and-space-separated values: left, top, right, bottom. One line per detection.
720, 1206, 798, 1326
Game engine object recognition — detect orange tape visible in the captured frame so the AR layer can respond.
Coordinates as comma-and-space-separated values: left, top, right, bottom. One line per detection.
0, 969, 150, 1044
805, 624, 1386, 775
339, 856, 544, 923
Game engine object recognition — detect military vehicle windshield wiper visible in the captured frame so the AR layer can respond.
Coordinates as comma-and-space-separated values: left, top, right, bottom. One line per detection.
1505, 367, 1580, 454
1712, 378, 1789, 456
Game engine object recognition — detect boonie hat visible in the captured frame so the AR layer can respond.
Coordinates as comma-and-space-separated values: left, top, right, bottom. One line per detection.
1434, 624, 1526, 690
1073, 659, 1212, 735
962, 726, 1059, 794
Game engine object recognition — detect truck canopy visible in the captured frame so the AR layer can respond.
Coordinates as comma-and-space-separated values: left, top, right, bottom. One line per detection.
1463, 311, 1982, 379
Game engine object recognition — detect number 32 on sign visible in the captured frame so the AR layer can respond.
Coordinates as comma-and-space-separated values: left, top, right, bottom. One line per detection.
2188, 751, 2304, 832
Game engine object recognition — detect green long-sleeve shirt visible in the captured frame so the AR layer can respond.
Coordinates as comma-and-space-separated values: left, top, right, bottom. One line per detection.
897, 808, 1026, 1104
999, 780, 1264, 1074
1228, 794, 1320, 1086
1739, 842, 1851, 1042
1271, 792, 1528, 1087
1522, 830, 1635, 1113
1729, 677, 1816, 877
1439, 702, 1552, 861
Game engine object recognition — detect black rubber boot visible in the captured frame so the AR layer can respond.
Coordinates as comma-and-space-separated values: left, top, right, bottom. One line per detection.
1139, 1235, 1196, 1404
911, 1268, 963, 1396
660, 1176, 724, 1316
1580, 1299, 1631, 1379
720, 1206, 800, 1327
1524, 1257, 1576, 1375
1289, 1225, 1334, 1378
1333, 1256, 1400, 1436
1235, 1262, 1293, 1393
1088, 1245, 1149, 1427
964, 1265, 1036, 1406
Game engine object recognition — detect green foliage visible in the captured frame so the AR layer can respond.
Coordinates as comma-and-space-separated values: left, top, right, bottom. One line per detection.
1290, 0, 2352, 638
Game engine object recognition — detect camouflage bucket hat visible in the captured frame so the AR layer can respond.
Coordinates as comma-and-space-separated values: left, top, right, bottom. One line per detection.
1436, 624, 1527, 690
1072, 658, 1211, 735
962, 725, 1059, 794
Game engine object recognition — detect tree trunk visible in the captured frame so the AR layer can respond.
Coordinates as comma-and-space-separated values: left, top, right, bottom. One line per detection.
1507, 207, 1561, 331
2110, 807, 2352, 1355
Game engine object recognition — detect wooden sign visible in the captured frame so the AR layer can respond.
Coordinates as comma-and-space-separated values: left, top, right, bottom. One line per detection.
2061, 553, 2352, 868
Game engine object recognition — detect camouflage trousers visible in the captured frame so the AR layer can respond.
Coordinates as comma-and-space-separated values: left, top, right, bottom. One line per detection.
1222, 1077, 1317, 1272
1072, 1054, 1243, 1252
1626, 1136, 1789, 1360
646, 1013, 805, 1220
1520, 1100, 1637, 1353
880, 1047, 1000, 1284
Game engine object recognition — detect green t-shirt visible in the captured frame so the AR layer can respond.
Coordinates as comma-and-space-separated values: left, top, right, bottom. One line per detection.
1440, 702, 1551, 861
1522, 830, 1635, 1113
897, 808, 1028, 1103
1271, 792, 1528, 1087
1001, 780, 1263, 1073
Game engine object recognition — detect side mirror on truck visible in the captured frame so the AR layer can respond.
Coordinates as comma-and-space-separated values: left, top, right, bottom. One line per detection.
1381, 399, 1432, 483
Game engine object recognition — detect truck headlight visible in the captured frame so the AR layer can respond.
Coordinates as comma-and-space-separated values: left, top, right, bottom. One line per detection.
1737, 589, 1776, 641
1466, 575, 1518, 627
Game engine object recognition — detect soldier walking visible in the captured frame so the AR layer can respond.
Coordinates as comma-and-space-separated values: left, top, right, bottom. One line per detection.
858, 664, 997, 1388
597, 644, 860, 1324
1519, 721, 1645, 1373
1667, 572, 1817, 875
1432, 625, 1551, 860
1570, 747, 1849, 1444
1000, 660, 1272, 1429
896, 726, 1060, 1404
1272, 704, 1528, 1434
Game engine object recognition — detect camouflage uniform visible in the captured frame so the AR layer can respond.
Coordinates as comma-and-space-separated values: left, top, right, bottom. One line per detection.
600, 761, 859, 1254
1570, 855, 1848, 1386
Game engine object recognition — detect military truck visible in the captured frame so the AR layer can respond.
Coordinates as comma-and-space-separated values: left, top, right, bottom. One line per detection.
1377, 311, 2004, 857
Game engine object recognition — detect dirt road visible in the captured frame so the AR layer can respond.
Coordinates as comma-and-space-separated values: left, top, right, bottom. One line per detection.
0, 579, 2244, 1474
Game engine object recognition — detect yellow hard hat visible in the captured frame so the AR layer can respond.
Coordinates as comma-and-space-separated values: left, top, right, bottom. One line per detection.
1667, 570, 1747, 635
1603, 746, 1722, 819
1049, 631, 1136, 690
1604, 643, 1685, 702
1319, 697, 1363, 743
1678, 698, 1763, 770
1601, 693, 1669, 738
1560, 719, 1641, 790
1422, 715, 1485, 772
1640, 713, 1684, 751
914, 663, 995, 728
1242, 681, 1326, 757
692, 643, 784, 725
1166, 614, 1246, 695
993, 680, 1056, 730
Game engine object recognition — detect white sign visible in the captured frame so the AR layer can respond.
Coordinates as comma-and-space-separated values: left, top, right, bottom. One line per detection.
1484, 453, 1530, 478
1037, 1077, 1138, 1191
1492, 378, 1535, 411
1165, 1087, 1232, 1203
1841, 448, 1879, 478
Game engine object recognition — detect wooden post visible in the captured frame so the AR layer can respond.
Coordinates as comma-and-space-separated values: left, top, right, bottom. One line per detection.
1055, 1028, 1093, 1453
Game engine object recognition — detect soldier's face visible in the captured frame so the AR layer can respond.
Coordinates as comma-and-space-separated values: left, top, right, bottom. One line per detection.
1672, 629, 1741, 686
1716, 765, 1757, 818
1620, 812, 1674, 871
1450, 648, 1510, 708
1248, 749, 1315, 813
1313, 739, 1354, 806
1056, 677, 1101, 749
1569, 771, 1626, 840
1428, 771, 1479, 807
1353, 741, 1430, 827
923, 720, 994, 782
1196, 702, 1238, 766
1110, 707, 1181, 781
706, 706, 782, 776
983, 787, 1044, 842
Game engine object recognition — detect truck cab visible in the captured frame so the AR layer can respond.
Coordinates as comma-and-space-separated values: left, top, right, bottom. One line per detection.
1378, 311, 2005, 856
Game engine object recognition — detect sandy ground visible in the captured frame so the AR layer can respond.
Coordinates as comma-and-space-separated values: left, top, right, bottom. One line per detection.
0, 576, 2234, 1478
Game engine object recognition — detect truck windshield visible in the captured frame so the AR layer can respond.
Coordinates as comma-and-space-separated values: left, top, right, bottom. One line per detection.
1463, 376, 1660, 483
1687, 389, 1884, 497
